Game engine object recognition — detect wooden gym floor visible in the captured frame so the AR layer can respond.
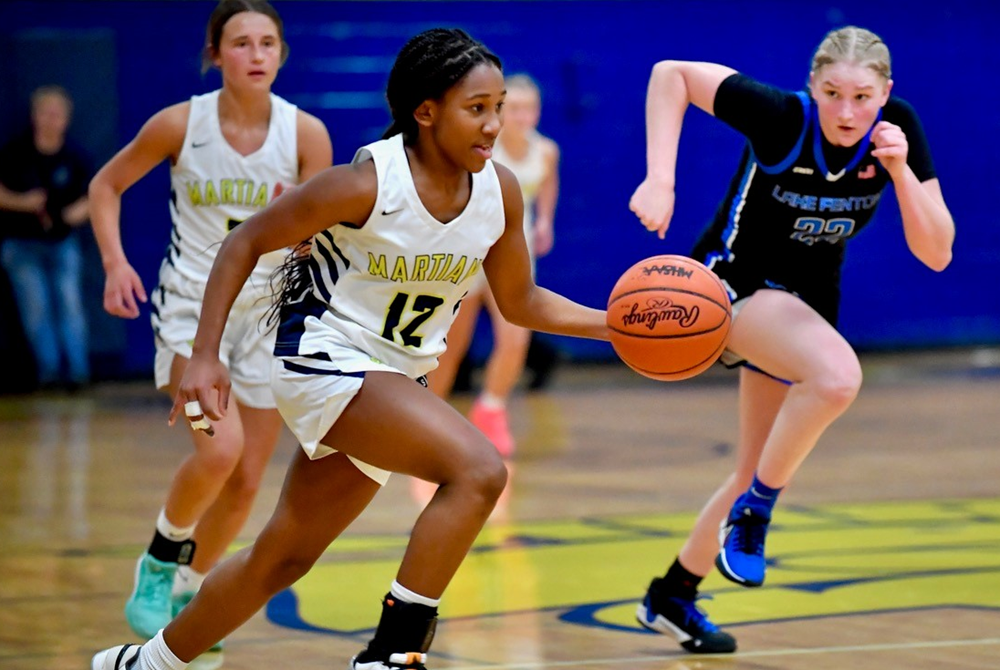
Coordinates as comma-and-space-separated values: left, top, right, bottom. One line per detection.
1, 348, 998, 669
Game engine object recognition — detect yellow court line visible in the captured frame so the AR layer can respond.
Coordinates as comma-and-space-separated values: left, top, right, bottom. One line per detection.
442, 637, 1000, 670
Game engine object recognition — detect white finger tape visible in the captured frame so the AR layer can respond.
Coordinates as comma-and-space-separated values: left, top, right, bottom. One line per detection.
189, 417, 212, 431
184, 401, 204, 418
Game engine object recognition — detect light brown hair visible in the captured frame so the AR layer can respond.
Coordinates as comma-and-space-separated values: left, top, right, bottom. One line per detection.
811, 26, 891, 81
201, 0, 289, 74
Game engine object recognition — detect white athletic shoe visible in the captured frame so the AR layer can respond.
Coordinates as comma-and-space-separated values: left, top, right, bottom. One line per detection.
92, 644, 142, 670
350, 651, 427, 669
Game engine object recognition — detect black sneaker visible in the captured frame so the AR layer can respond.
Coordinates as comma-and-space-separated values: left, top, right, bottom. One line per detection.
351, 595, 437, 669
635, 578, 736, 654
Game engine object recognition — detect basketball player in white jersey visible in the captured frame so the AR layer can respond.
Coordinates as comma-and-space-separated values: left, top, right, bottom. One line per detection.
89, 0, 331, 644
93, 28, 607, 670
427, 74, 561, 459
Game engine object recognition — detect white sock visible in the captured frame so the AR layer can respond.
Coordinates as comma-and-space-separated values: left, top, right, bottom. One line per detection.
139, 630, 187, 670
477, 392, 506, 410
156, 509, 196, 542
390, 580, 440, 608
172, 565, 206, 597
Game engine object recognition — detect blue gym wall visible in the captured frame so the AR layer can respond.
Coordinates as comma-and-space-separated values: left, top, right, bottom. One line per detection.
2, 1, 997, 376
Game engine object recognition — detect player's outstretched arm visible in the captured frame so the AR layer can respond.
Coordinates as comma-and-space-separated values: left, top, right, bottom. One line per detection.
486, 164, 607, 342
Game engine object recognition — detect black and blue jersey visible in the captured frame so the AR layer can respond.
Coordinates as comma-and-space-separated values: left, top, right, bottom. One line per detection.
692, 73, 936, 325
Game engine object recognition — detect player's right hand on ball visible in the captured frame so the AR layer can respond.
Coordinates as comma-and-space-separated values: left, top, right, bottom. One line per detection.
629, 178, 675, 240
168, 354, 231, 428
103, 261, 148, 319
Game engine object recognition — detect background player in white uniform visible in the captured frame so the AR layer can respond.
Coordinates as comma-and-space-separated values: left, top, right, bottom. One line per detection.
427, 74, 561, 458
93, 28, 608, 670
89, 0, 331, 644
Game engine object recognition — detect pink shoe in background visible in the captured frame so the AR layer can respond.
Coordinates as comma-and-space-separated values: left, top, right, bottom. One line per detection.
469, 400, 515, 458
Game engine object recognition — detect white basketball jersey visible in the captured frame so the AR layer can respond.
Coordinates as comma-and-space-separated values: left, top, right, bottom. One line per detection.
492, 129, 548, 233
276, 133, 506, 378
162, 89, 299, 301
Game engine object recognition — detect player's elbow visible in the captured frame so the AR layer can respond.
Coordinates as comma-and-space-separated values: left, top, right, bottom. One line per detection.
651, 60, 681, 82
495, 302, 528, 329
89, 169, 125, 201
924, 248, 952, 273
920, 233, 954, 272
88, 173, 108, 200
494, 295, 533, 330
219, 225, 261, 265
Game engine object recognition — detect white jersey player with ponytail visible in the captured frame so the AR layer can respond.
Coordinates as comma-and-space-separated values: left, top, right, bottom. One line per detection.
88, 0, 331, 646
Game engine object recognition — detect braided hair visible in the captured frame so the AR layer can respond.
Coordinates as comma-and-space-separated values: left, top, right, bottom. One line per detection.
383, 28, 503, 143
811, 26, 891, 81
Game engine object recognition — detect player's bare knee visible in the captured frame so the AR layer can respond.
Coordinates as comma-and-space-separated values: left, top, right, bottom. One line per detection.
465, 450, 508, 504
246, 543, 317, 592
249, 562, 302, 594
195, 444, 243, 479
813, 365, 862, 410
267, 555, 316, 591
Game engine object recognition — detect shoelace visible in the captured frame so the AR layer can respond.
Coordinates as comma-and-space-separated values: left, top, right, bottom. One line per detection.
732, 514, 767, 556
140, 567, 172, 607
672, 595, 720, 633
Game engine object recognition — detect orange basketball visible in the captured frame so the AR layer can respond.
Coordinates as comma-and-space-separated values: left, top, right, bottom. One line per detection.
606, 255, 732, 381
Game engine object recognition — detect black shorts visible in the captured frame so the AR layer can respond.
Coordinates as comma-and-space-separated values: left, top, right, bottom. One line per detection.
701, 254, 841, 327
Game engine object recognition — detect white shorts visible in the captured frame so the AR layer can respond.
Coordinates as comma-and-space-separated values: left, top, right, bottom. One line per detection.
271, 349, 406, 486
151, 289, 277, 408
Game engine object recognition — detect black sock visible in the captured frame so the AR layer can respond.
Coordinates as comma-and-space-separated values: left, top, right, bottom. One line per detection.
147, 529, 196, 565
661, 558, 703, 599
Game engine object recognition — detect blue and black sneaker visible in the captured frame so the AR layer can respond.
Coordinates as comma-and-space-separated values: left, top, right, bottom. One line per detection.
636, 577, 736, 653
715, 500, 771, 587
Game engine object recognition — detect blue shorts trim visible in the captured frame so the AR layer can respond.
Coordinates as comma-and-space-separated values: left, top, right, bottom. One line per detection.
281, 360, 366, 378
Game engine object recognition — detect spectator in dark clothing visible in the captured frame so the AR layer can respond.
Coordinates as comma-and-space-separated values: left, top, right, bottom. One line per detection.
0, 85, 92, 389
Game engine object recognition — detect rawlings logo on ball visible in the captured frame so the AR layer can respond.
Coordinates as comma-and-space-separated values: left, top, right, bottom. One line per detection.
621, 299, 700, 330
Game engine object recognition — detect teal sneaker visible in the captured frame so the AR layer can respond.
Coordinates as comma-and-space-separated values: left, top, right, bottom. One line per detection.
172, 590, 225, 651
124, 553, 176, 639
